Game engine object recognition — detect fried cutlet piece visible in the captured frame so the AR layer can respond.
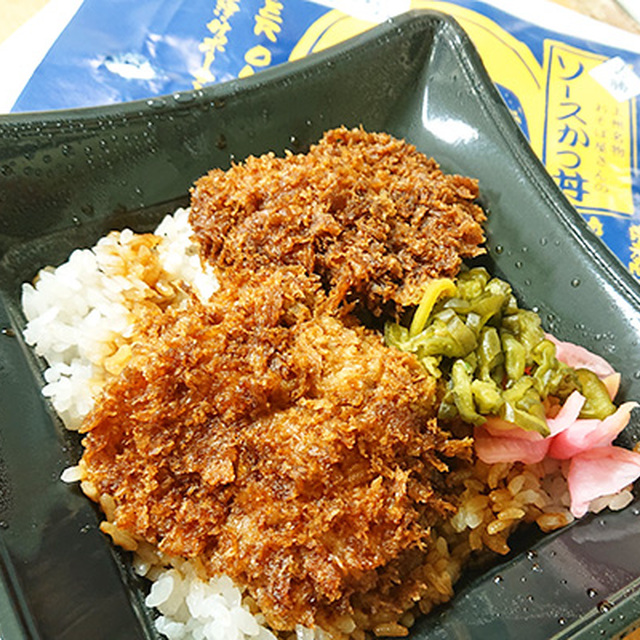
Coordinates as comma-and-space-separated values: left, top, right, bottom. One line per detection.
189, 127, 486, 316
79, 269, 470, 632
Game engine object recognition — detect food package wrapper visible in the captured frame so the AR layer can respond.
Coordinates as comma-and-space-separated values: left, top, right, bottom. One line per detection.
3, 0, 640, 280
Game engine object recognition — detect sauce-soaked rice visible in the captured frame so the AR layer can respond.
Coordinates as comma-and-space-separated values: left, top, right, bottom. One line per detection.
79, 269, 471, 633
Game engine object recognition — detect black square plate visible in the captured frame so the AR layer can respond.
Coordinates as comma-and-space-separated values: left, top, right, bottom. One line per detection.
1, 9, 640, 640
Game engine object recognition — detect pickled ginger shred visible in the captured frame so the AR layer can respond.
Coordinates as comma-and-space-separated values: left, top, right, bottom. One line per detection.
568, 447, 640, 518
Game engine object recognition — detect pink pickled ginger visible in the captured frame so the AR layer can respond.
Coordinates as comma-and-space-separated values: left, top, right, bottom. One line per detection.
549, 402, 637, 460
547, 391, 585, 436
546, 333, 616, 379
568, 446, 640, 518
474, 419, 550, 465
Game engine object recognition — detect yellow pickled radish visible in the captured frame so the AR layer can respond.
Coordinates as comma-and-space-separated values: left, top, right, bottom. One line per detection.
409, 278, 457, 337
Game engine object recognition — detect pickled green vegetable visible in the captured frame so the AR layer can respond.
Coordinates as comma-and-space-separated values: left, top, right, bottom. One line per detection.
574, 368, 616, 419
384, 267, 612, 434
450, 359, 484, 425
502, 332, 526, 382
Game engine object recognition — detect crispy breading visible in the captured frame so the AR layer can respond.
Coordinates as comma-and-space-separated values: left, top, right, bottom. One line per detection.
190, 127, 486, 315
79, 269, 470, 632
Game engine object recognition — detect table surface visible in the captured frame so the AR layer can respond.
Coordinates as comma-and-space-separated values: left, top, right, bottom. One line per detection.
555, 0, 640, 33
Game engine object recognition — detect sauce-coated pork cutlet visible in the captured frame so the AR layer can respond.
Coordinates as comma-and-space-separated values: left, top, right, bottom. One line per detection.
190, 127, 486, 316
79, 269, 470, 632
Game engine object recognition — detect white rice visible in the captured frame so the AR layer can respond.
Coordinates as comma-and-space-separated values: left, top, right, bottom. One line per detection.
138, 560, 277, 640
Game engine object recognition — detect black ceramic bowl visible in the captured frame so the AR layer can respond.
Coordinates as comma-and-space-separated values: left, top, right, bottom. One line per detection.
1, 9, 640, 640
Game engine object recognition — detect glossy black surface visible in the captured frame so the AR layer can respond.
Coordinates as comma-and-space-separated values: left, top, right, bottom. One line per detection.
0, 10, 639, 639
